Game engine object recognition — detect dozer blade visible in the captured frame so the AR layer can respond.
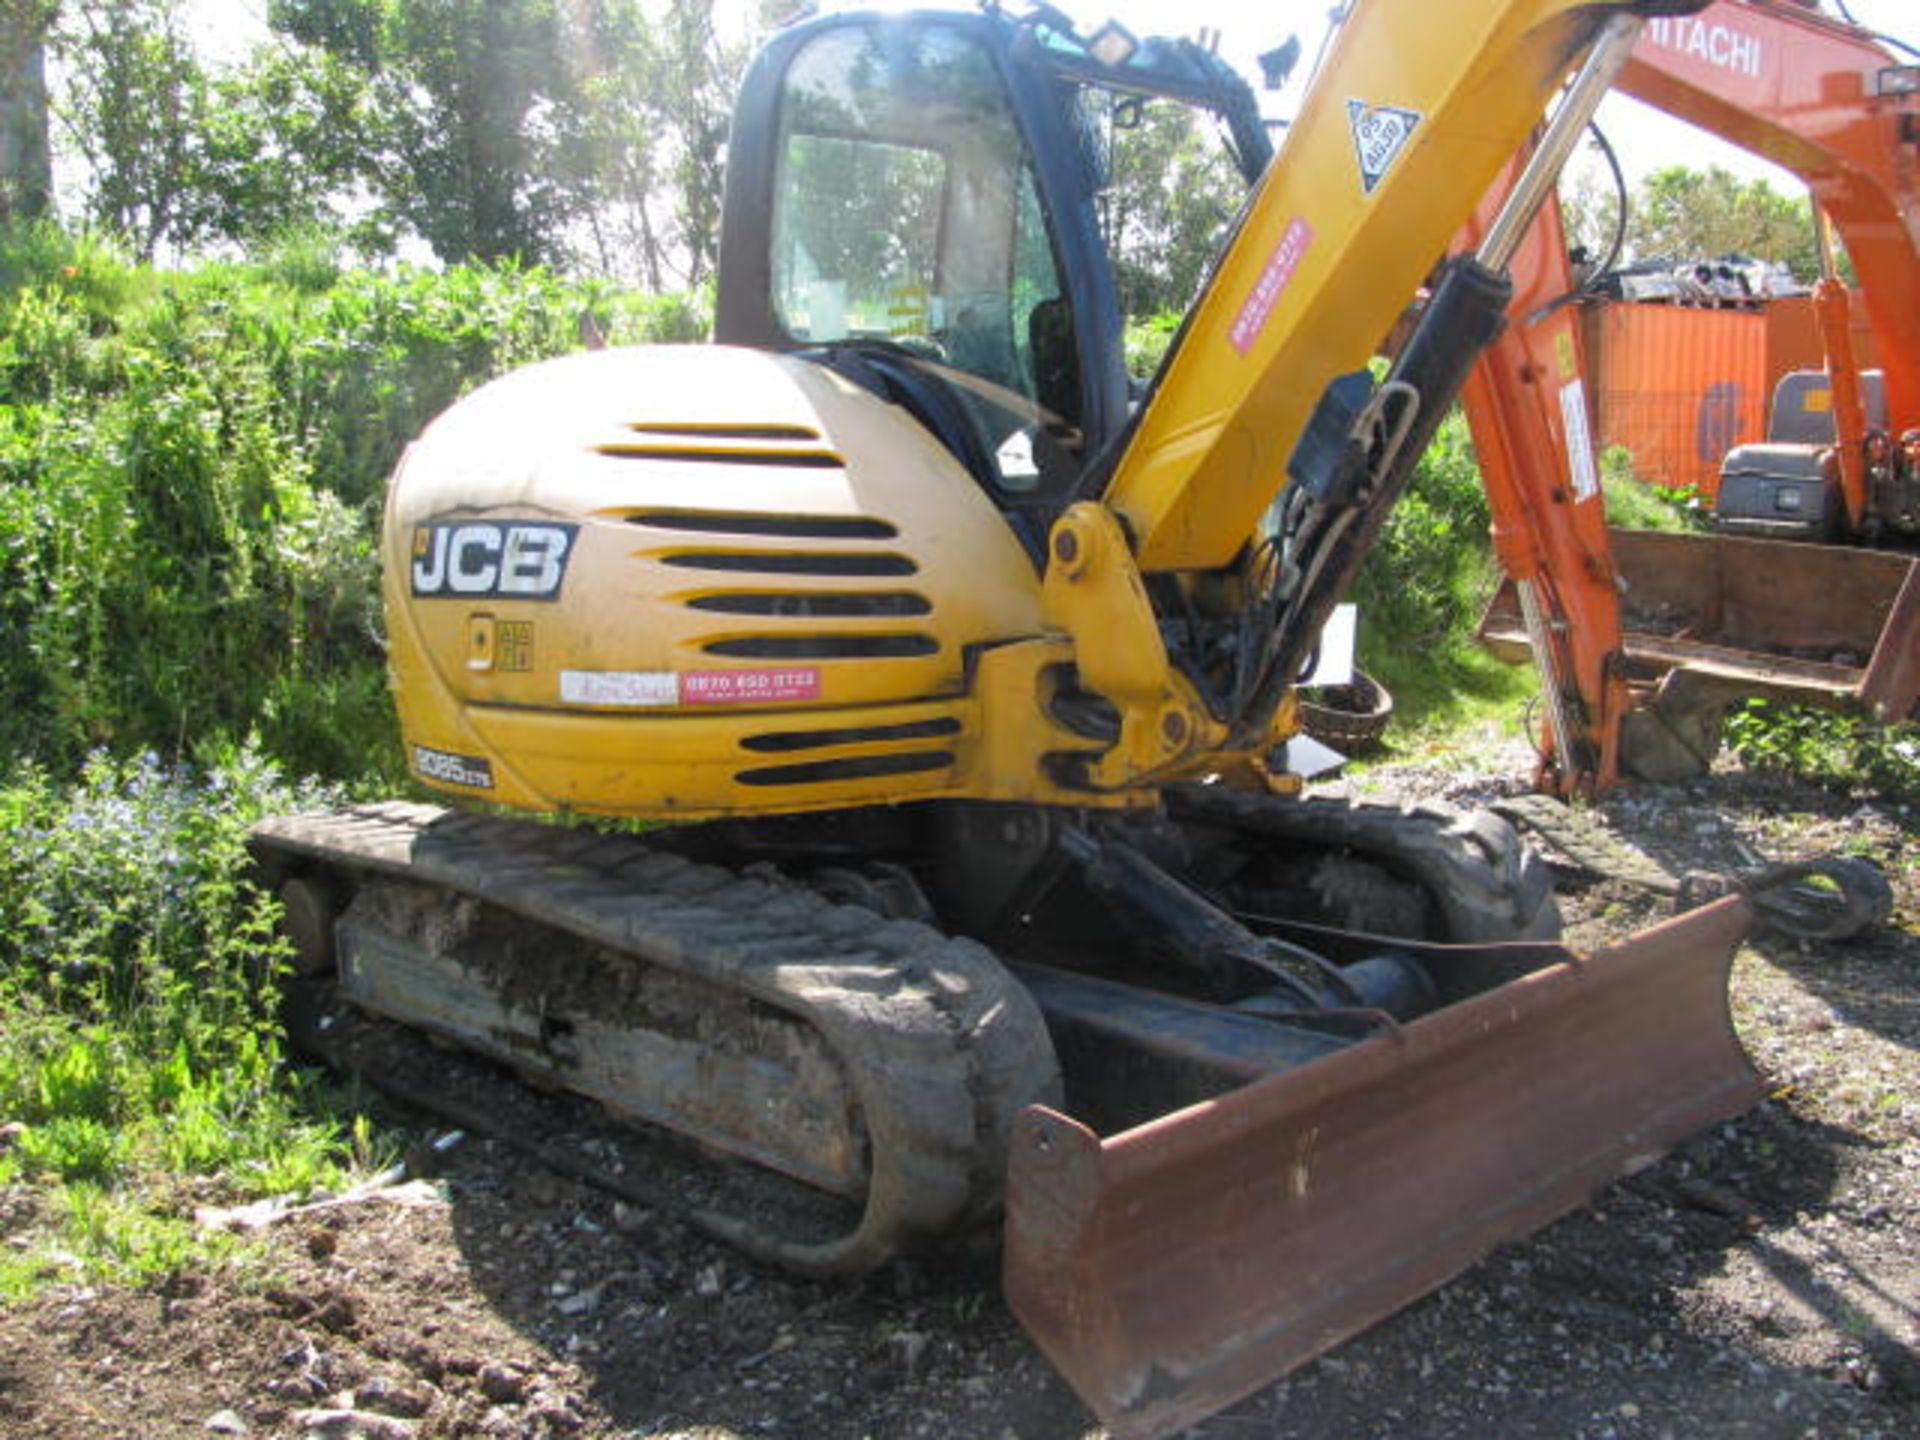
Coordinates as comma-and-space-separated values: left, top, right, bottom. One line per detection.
1482, 529, 1920, 720
1002, 895, 1760, 1439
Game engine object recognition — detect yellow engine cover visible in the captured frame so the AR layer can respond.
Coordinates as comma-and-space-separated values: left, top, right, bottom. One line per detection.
385, 343, 1064, 819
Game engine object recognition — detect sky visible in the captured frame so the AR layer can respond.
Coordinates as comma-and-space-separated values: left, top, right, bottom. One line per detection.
1096, 0, 1916, 191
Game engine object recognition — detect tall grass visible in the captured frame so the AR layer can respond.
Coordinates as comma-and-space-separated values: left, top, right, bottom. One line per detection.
1345, 406, 1536, 729
0, 745, 379, 1296
1599, 444, 1708, 532
0, 221, 710, 1298
1347, 430, 1711, 737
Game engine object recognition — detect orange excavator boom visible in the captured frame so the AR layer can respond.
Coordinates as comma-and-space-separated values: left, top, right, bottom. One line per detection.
1467, 0, 1920, 792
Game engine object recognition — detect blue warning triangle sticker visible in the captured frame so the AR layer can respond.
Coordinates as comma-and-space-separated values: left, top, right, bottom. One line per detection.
1347, 99, 1422, 195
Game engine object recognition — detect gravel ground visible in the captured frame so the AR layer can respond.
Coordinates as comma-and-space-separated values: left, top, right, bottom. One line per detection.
1, 745, 1915, 1440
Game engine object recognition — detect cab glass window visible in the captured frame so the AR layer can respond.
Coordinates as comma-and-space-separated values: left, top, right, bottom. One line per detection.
770, 23, 1072, 425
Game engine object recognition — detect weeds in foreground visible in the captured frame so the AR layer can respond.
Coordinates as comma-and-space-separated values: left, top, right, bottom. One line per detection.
0, 745, 381, 1300
1726, 701, 1920, 797
0, 224, 707, 1301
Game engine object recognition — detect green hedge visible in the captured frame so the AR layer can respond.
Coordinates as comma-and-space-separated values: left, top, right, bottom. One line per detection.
0, 222, 708, 780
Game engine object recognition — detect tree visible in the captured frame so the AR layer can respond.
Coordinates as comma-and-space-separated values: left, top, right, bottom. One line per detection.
548, 0, 673, 286
31, 0, 757, 281
49, 1, 369, 259
1103, 99, 1243, 319
186, 47, 391, 253
0, 2, 58, 225
1626, 164, 1819, 277
1557, 163, 1624, 272
52, 0, 210, 259
649, 0, 738, 287
270, 0, 576, 265
545, 0, 747, 287
264, 0, 746, 274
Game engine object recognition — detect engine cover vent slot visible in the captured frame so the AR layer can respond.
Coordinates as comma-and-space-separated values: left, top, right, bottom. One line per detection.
661, 553, 918, 577
600, 445, 846, 469
739, 718, 962, 754
735, 751, 956, 788
703, 635, 939, 660
688, 592, 931, 618
625, 422, 822, 442
706, 637, 944, 664
632, 512, 898, 540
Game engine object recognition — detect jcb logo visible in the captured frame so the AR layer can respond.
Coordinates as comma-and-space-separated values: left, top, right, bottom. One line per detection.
411, 522, 578, 600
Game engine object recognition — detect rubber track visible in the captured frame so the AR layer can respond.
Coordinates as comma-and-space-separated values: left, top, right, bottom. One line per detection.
250, 803, 1061, 1276
1489, 792, 1682, 896
1165, 787, 1563, 942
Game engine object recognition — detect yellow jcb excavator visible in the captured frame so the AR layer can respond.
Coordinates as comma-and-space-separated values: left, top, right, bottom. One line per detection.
251, 2, 1763, 1434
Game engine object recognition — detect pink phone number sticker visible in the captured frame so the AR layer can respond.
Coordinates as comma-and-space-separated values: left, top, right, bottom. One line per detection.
1229, 216, 1315, 357
682, 668, 822, 704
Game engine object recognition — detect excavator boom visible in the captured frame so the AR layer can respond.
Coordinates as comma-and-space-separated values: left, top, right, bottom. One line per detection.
1105, 0, 1639, 573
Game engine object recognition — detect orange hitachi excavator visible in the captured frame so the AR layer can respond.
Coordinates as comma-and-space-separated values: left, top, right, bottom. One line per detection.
1469, 0, 1920, 792
250, 3, 1772, 1435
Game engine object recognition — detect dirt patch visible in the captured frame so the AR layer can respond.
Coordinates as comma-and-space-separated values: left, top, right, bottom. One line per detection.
2, 754, 1916, 1440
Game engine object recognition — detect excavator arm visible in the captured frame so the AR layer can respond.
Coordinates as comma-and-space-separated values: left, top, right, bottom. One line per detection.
1460, 174, 1633, 792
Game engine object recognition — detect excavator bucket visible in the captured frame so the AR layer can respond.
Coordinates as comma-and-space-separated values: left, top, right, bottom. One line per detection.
1482, 529, 1920, 723
1003, 895, 1760, 1439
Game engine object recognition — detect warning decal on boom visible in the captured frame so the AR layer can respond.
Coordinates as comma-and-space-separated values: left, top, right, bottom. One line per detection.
1347, 99, 1421, 194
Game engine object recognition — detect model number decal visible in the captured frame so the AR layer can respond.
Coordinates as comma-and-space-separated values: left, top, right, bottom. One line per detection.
411, 522, 578, 600
412, 744, 494, 789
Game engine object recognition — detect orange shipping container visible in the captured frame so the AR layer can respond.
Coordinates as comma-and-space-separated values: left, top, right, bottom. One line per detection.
1581, 302, 1768, 500
1765, 290, 1878, 383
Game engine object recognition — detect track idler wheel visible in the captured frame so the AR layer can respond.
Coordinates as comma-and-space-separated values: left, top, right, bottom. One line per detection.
276, 875, 342, 976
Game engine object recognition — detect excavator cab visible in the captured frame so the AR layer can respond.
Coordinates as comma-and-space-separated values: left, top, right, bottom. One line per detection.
714, 6, 1266, 554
